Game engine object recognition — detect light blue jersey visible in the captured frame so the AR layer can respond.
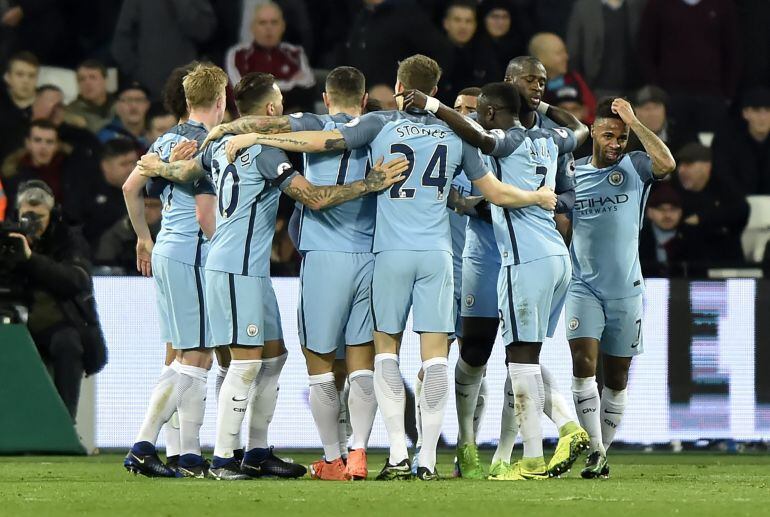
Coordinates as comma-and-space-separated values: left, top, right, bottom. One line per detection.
570, 151, 655, 299
338, 109, 488, 253
148, 119, 215, 267
537, 112, 577, 209
201, 137, 297, 277
289, 112, 375, 252
449, 171, 471, 281
464, 126, 577, 266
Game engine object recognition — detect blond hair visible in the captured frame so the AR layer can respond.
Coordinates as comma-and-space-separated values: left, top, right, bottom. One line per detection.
182, 63, 228, 109
397, 54, 442, 94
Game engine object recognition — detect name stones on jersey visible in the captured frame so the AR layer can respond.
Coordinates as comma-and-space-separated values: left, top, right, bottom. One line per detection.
395, 125, 448, 139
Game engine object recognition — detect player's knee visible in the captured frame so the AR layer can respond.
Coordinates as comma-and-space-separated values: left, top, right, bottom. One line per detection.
459, 338, 494, 367
571, 352, 597, 377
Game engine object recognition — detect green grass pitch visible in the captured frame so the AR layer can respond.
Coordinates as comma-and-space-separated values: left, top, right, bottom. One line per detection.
2, 451, 769, 516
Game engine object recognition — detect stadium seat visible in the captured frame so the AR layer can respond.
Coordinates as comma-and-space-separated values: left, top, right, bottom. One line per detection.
741, 195, 770, 263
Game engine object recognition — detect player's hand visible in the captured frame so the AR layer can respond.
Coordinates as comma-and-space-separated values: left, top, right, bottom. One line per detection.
201, 124, 228, 150
136, 238, 154, 277
395, 89, 428, 111
535, 185, 557, 211
455, 195, 485, 216
138, 153, 162, 177
611, 98, 638, 126
170, 140, 197, 162
363, 156, 409, 192
8, 232, 31, 259
225, 134, 258, 163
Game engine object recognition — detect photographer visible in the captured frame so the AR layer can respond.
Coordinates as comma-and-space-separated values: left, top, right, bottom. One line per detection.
3, 180, 104, 419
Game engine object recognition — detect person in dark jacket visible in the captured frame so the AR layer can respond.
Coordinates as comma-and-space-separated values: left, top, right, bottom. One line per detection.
4, 180, 93, 418
674, 143, 749, 267
329, 0, 451, 89
639, 181, 691, 277
626, 85, 696, 158
711, 88, 770, 196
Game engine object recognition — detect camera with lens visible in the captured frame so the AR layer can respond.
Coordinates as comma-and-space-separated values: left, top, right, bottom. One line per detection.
0, 212, 43, 322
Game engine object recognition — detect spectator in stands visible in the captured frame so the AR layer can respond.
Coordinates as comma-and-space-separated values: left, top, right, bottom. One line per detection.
330, 0, 450, 90
65, 60, 116, 134
96, 197, 162, 273
712, 88, 770, 196
529, 32, 597, 123
146, 104, 177, 144
551, 83, 593, 158
68, 139, 137, 251
5, 180, 98, 418
517, 0, 573, 39
674, 143, 749, 267
736, 0, 770, 91
226, 2, 315, 113
626, 85, 695, 156
566, 0, 646, 98
0, 51, 37, 163
1, 121, 81, 214
478, 0, 529, 71
640, 182, 690, 277
96, 82, 150, 152
639, 0, 739, 137
0, 1, 68, 67
437, 1, 500, 103
368, 84, 398, 111
32, 85, 101, 163
111, 0, 216, 100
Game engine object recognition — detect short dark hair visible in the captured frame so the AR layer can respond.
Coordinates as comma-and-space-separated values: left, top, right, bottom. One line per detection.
480, 82, 521, 114
163, 63, 196, 119
234, 72, 278, 115
36, 84, 63, 95
27, 119, 58, 137
397, 54, 442, 95
595, 97, 626, 121
445, 0, 476, 17
146, 101, 173, 126
100, 138, 137, 161
325, 66, 365, 107
77, 59, 107, 77
458, 87, 482, 97
7, 51, 39, 72
505, 55, 543, 78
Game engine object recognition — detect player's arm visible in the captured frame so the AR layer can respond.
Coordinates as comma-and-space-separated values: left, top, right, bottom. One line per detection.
202, 116, 292, 149
472, 172, 557, 210
398, 89, 498, 154
121, 166, 153, 277
282, 156, 408, 211
194, 194, 216, 240
226, 129, 348, 158
447, 186, 486, 218
138, 153, 206, 182
612, 97, 675, 178
537, 103, 589, 145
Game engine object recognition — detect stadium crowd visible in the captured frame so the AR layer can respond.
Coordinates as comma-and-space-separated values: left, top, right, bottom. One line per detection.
0, 0, 769, 277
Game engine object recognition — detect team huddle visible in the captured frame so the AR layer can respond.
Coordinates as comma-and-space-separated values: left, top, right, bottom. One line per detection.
121, 52, 676, 482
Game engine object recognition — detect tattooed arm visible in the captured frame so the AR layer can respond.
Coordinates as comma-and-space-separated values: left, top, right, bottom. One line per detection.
282, 156, 408, 211
137, 153, 206, 182
202, 116, 292, 148
613, 98, 675, 177
231, 129, 348, 155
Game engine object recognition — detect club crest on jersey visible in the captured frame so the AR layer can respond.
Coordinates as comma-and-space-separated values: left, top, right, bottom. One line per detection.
246, 324, 259, 337
465, 294, 475, 308
568, 318, 580, 331
608, 170, 625, 186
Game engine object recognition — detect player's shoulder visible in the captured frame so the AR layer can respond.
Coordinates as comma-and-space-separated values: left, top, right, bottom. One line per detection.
574, 155, 593, 168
